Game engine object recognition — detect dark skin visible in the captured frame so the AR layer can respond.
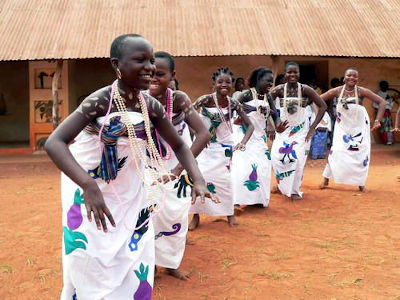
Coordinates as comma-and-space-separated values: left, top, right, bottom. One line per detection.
45, 36, 209, 233
190, 73, 255, 230
270, 65, 327, 142
236, 72, 289, 138
270, 65, 327, 200
149, 57, 212, 181
319, 69, 386, 192
149, 56, 213, 280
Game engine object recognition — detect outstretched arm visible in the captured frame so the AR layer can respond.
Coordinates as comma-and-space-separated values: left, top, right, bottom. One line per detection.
45, 88, 115, 232
171, 92, 211, 176
361, 87, 387, 130
148, 96, 214, 204
394, 107, 400, 131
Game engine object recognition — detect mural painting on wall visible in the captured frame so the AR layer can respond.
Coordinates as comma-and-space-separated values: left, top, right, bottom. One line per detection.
34, 100, 63, 123
34, 68, 62, 89
35, 133, 49, 150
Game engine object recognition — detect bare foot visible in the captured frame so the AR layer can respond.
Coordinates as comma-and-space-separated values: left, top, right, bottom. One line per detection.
271, 185, 281, 194
359, 186, 365, 192
234, 205, 244, 216
188, 214, 199, 231
166, 268, 190, 281
186, 237, 195, 245
227, 215, 239, 227
319, 177, 329, 189
291, 194, 303, 201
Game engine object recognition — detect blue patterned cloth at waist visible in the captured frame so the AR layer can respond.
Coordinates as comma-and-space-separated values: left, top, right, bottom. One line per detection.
84, 116, 147, 183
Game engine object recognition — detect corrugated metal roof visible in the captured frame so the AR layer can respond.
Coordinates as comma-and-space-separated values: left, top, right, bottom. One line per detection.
1, 0, 400, 61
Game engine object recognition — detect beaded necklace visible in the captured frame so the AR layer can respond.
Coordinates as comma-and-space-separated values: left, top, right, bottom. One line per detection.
250, 87, 270, 117
155, 88, 173, 160
283, 82, 302, 109
100, 80, 171, 230
212, 92, 233, 133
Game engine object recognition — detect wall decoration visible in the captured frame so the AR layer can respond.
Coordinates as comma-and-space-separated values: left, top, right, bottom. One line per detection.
34, 99, 63, 123
34, 68, 62, 89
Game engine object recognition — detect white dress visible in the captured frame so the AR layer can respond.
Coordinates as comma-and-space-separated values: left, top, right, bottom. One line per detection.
323, 87, 370, 186
190, 100, 236, 216
61, 112, 154, 300
232, 90, 272, 207
151, 108, 193, 269
271, 83, 310, 197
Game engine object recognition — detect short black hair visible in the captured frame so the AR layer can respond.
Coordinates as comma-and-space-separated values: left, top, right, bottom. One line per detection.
154, 51, 175, 72
275, 74, 285, 86
345, 67, 358, 74
285, 61, 299, 72
330, 77, 341, 88
110, 34, 143, 59
379, 80, 389, 88
248, 67, 273, 88
212, 67, 234, 82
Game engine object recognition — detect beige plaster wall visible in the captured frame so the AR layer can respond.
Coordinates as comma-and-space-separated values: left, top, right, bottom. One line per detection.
0, 61, 29, 143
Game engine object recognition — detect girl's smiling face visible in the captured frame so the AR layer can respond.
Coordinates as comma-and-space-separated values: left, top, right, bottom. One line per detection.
214, 73, 233, 96
114, 37, 156, 91
149, 57, 173, 97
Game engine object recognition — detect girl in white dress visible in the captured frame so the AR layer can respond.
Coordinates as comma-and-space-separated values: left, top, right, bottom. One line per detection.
270, 62, 327, 200
232, 67, 287, 208
148, 51, 211, 280
189, 67, 254, 230
45, 34, 210, 299
320, 68, 386, 191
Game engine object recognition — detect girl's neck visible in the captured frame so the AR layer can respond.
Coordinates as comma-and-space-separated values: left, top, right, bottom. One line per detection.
117, 80, 139, 104
345, 84, 355, 91
215, 93, 229, 107
154, 88, 168, 106
287, 82, 298, 89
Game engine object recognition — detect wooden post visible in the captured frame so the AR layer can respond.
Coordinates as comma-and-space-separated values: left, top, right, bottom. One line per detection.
271, 55, 279, 88
52, 60, 63, 129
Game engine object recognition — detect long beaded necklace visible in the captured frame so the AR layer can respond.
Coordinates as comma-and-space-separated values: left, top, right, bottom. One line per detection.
283, 82, 302, 109
155, 88, 173, 160
250, 87, 270, 117
102, 80, 171, 230
212, 92, 233, 133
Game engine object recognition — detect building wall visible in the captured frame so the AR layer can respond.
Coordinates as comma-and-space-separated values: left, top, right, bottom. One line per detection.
0, 61, 29, 143
68, 59, 115, 111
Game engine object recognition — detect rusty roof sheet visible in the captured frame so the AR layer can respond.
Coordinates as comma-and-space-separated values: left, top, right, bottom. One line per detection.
1, 0, 400, 61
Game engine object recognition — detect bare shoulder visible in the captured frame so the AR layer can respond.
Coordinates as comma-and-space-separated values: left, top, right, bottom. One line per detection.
271, 84, 284, 97
144, 93, 166, 119
76, 86, 111, 120
240, 90, 253, 102
194, 94, 213, 108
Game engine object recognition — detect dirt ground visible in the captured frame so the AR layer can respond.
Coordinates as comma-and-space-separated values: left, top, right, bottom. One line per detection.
0, 145, 399, 300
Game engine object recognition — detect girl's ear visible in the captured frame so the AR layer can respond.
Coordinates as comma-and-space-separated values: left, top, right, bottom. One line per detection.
110, 58, 119, 71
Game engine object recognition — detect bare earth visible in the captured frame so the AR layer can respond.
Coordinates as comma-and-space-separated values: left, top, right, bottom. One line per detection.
0, 145, 399, 300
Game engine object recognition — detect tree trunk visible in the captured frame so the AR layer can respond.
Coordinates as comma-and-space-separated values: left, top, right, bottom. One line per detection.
52, 60, 63, 129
